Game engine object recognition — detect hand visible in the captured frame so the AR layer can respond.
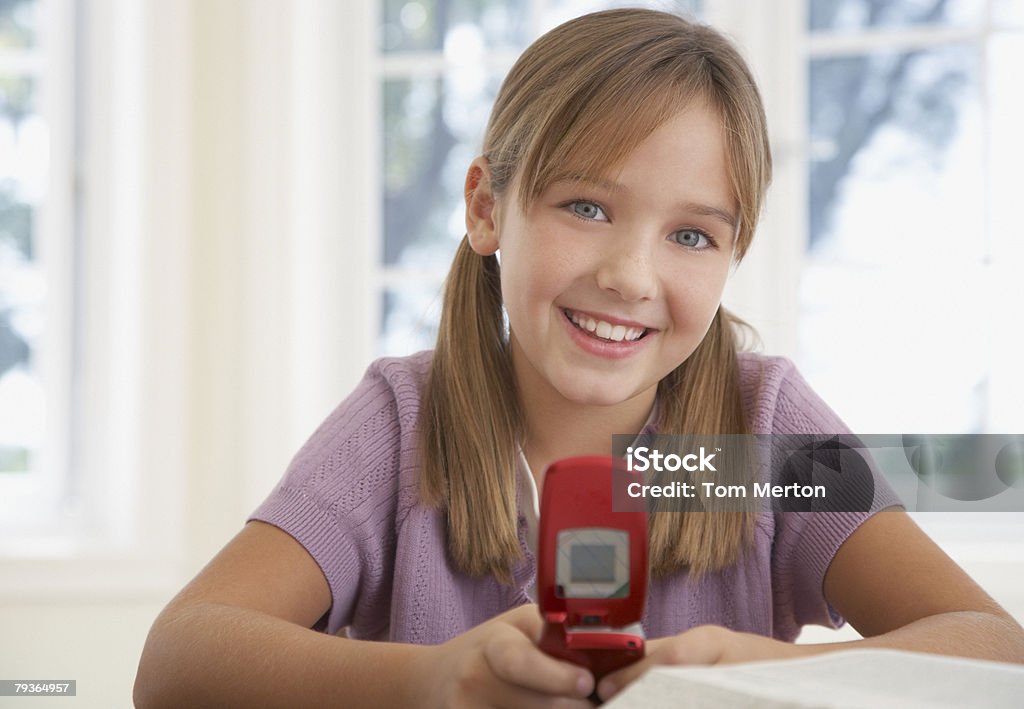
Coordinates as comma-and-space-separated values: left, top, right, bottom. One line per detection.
596, 624, 809, 702
417, 604, 597, 709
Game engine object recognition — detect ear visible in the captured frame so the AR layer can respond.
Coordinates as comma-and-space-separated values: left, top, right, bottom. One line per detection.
464, 156, 500, 256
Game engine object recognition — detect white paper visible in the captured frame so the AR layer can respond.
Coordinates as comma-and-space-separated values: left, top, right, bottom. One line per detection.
604, 649, 1024, 708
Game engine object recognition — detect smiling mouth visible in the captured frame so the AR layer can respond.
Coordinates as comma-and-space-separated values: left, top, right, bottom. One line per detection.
563, 309, 650, 343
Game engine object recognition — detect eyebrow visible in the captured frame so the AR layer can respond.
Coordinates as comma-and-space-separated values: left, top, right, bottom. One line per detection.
556, 175, 739, 231
681, 202, 739, 231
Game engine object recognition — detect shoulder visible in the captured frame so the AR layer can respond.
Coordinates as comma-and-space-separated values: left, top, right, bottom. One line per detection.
260, 350, 434, 525
247, 351, 436, 635
297, 350, 432, 460
368, 349, 435, 412
736, 352, 849, 435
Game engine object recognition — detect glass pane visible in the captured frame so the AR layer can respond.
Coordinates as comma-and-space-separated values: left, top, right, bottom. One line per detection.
0, 184, 42, 476
0, 74, 35, 124
988, 32, 1024, 432
0, 0, 38, 49
382, 69, 503, 269
380, 0, 530, 53
808, 46, 981, 259
0, 70, 43, 474
543, 0, 703, 30
802, 45, 985, 432
809, 0, 984, 32
993, 0, 1024, 28
379, 284, 444, 356
989, 33, 1024, 262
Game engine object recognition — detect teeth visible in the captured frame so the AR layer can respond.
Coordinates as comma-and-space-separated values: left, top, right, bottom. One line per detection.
566, 310, 646, 342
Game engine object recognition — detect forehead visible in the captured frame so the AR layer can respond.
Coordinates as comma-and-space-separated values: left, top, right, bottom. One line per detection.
525, 95, 730, 197
534, 101, 733, 195
592, 107, 735, 208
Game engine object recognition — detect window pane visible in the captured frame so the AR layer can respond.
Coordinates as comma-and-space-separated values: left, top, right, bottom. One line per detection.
0, 73, 42, 474
0, 0, 38, 49
0, 74, 34, 124
802, 45, 985, 432
989, 33, 1024, 261
380, 283, 444, 356
382, 69, 504, 269
993, 0, 1024, 28
988, 32, 1024, 432
809, 0, 984, 32
808, 47, 982, 259
380, 0, 530, 53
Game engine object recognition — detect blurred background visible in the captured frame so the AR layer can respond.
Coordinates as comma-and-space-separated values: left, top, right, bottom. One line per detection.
1, 0, 1022, 705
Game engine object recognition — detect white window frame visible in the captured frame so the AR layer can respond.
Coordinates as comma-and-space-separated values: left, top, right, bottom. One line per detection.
0, 0, 192, 596
710, 0, 808, 358
713, 0, 1024, 619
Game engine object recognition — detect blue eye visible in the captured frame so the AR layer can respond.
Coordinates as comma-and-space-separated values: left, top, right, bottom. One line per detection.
670, 229, 713, 250
569, 201, 607, 221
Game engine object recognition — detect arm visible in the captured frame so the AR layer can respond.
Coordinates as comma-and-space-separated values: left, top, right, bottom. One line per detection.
596, 510, 1024, 701
134, 521, 595, 708
816, 508, 1024, 661
133, 520, 423, 707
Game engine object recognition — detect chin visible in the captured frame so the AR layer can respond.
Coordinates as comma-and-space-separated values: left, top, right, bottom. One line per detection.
553, 378, 645, 409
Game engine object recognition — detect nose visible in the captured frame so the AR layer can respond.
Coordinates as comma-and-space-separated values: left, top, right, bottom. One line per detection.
595, 235, 658, 302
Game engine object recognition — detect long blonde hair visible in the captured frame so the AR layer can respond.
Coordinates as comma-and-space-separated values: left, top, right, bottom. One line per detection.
421, 9, 772, 581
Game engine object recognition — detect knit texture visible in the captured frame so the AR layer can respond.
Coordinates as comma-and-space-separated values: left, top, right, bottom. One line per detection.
250, 350, 903, 643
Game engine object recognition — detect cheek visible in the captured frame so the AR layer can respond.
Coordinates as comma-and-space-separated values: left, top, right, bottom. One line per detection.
502, 227, 575, 297
500, 249, 557, 330
666, 264, 731, 327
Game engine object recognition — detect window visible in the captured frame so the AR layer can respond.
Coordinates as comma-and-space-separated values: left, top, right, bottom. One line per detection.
800, 0, 1024, 435
797, 0, 1024, 589
1, 0, 190, 591
0, 0, 75, 540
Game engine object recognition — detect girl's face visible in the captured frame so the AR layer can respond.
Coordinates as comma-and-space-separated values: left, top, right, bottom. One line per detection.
473, 103, 738, 411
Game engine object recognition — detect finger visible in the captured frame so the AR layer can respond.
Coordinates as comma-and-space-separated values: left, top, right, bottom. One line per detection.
596, 636, 691, 700
495, 603, 543, 640
596, 656, 657, 701
597, 630, 728, 700
483, 623, 594, 698
488, 682, 597, 709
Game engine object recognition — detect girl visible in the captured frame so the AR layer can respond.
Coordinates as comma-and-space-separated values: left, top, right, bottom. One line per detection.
135, 9, 1024, 707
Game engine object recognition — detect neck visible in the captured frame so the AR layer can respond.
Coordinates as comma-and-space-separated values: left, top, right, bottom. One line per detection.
512, 353, 656, 482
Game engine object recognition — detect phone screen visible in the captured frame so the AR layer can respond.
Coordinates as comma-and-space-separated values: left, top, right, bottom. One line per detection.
556, 528, 630, 599
570, 544, 616, 582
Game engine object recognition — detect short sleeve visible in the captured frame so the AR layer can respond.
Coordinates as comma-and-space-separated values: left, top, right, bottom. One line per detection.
248, 358, 414, 636
740, 355, 905, 639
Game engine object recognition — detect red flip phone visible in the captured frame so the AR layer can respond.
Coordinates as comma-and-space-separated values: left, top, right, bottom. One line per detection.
537, 456, 648, 681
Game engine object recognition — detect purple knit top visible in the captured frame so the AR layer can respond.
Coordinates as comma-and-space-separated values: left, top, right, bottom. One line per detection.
250, 351, 902, 644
